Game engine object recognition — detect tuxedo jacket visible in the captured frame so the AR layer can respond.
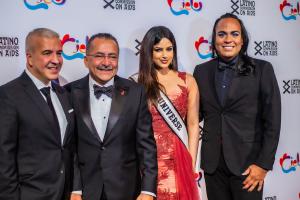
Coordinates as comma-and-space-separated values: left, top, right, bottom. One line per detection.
0, 72, 77, 200
193, 57, 281, 176
66, 75, 157, 200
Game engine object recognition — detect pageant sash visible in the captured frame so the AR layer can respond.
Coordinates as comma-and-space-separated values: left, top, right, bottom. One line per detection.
129, 73, 189, 149
155, 91, 189, 149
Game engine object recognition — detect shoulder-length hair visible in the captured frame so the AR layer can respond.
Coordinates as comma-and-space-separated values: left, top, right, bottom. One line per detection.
138, 26, 178, 103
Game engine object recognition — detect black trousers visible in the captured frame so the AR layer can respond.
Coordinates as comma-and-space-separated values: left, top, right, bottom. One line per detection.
204, 150, 263, 200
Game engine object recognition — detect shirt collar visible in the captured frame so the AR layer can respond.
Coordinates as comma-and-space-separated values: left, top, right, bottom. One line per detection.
218, 55, 239, 65
25, 69, 51, 90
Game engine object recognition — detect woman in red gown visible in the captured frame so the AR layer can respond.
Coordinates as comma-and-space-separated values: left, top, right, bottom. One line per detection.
138, 26, 200, 200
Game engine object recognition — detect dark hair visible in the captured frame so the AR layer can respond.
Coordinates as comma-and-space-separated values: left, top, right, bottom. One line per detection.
211, 13, 255, 75
138, 26, 178, 103
86, 33, 119, 54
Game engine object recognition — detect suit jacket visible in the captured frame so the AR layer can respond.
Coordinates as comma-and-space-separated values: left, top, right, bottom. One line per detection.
193, 57, 281, 176
0, 72, 76, 200
67, 75, 157, 200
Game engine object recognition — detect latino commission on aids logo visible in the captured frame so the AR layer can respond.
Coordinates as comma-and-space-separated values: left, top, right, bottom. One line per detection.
134, 39, 141, 56
103, 0, 136, 11
24, 0, 66, 10
0, 37, 19, 57
282, 79, 300, 94
61, 34, 89, 60
279, 152, 300, 173
167, 0, 203, 16
231, 0, 255, 16
280, 0, 300, 20
194, 36, 212, 60
254, 41, 278, 56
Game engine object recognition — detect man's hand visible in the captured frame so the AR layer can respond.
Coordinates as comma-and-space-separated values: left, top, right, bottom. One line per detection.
242, 164, 267, 192
136, 193, 154, 200
70, 193, 82, 200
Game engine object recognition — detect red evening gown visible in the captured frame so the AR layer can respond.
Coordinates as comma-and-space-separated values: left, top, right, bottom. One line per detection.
150, 72, 200, 200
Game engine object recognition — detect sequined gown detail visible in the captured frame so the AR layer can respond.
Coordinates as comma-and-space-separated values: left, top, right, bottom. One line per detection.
150, 72, 199, 200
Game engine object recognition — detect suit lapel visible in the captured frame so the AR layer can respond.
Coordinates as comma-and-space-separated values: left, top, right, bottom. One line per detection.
103, 76, 128, 142
214, 67, 223, 107
53, 83, 72, 145
209, 60, 223, 108
20, 72, 61, 145
74, 76, 101, 143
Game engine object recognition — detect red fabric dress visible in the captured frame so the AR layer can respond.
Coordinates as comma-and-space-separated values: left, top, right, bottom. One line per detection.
150, 72, 200, 200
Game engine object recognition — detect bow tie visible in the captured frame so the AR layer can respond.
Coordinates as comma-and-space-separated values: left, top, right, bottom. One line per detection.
93, 84, 113, 99
218, 60, 236, 71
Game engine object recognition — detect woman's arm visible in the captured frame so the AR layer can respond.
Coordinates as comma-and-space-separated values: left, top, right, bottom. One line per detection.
186, 73, 200, 169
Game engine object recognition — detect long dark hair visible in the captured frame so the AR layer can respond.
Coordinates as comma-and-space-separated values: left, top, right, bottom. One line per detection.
212, 13, 255, 75
138, 26, 178, 103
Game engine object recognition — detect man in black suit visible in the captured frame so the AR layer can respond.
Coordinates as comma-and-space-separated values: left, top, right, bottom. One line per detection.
0, 28, 77, 200
67, 33, 157, 200
193, 13, 281, 200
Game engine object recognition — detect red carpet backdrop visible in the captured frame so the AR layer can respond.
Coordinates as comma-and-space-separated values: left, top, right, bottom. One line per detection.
0, 1, 300, 199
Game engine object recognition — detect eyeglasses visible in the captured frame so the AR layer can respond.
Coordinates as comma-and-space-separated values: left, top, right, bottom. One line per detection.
86, 53, 118, 62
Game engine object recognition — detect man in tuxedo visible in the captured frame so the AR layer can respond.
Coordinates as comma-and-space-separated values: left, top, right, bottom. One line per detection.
0, 28, 77, 200
67, 33, 157, 200
193, 13, 281, 200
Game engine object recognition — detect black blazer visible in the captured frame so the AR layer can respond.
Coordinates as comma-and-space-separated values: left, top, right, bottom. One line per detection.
193, 57, 281, 176
67, 75, 157, 200
0, 72, 76, 200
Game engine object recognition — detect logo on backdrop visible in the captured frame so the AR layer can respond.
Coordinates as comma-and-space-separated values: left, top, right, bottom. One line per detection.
280, 0, 300, 21
231, 0, 256, 16
0, 37, 19, 57
24, 0, 66, 10
103, 0, 136, 11
279, 152, 300, 173
254, 41, 278, 56
167, 0, 203, 16
264, 197, 277, 200
282, 79, 300, 94
195, 36, 212, 60
134, 39, 141, 56
61, 34, 89, 60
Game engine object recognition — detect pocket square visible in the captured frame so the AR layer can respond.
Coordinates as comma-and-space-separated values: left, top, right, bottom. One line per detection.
68, 109, 74, 113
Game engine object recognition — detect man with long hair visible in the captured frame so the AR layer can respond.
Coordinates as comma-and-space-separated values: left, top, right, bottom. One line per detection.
193, 13, 281, 200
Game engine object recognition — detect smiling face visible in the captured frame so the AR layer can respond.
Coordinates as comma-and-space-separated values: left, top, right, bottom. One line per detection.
214, 17, 243, 61
26, 36, 63, 85
152, 37, 174, 70
84, 38, 119, 85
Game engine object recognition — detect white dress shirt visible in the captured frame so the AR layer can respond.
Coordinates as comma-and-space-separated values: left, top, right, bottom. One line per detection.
25, 69, 67, 144
89, 76, 113, 141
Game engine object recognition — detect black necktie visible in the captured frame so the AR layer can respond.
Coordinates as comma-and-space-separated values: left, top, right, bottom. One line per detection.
40, 87, 61, 134
93, 84, 113, 99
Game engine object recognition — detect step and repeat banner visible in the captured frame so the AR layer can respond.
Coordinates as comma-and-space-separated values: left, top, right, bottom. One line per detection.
1, 1, 300, 199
